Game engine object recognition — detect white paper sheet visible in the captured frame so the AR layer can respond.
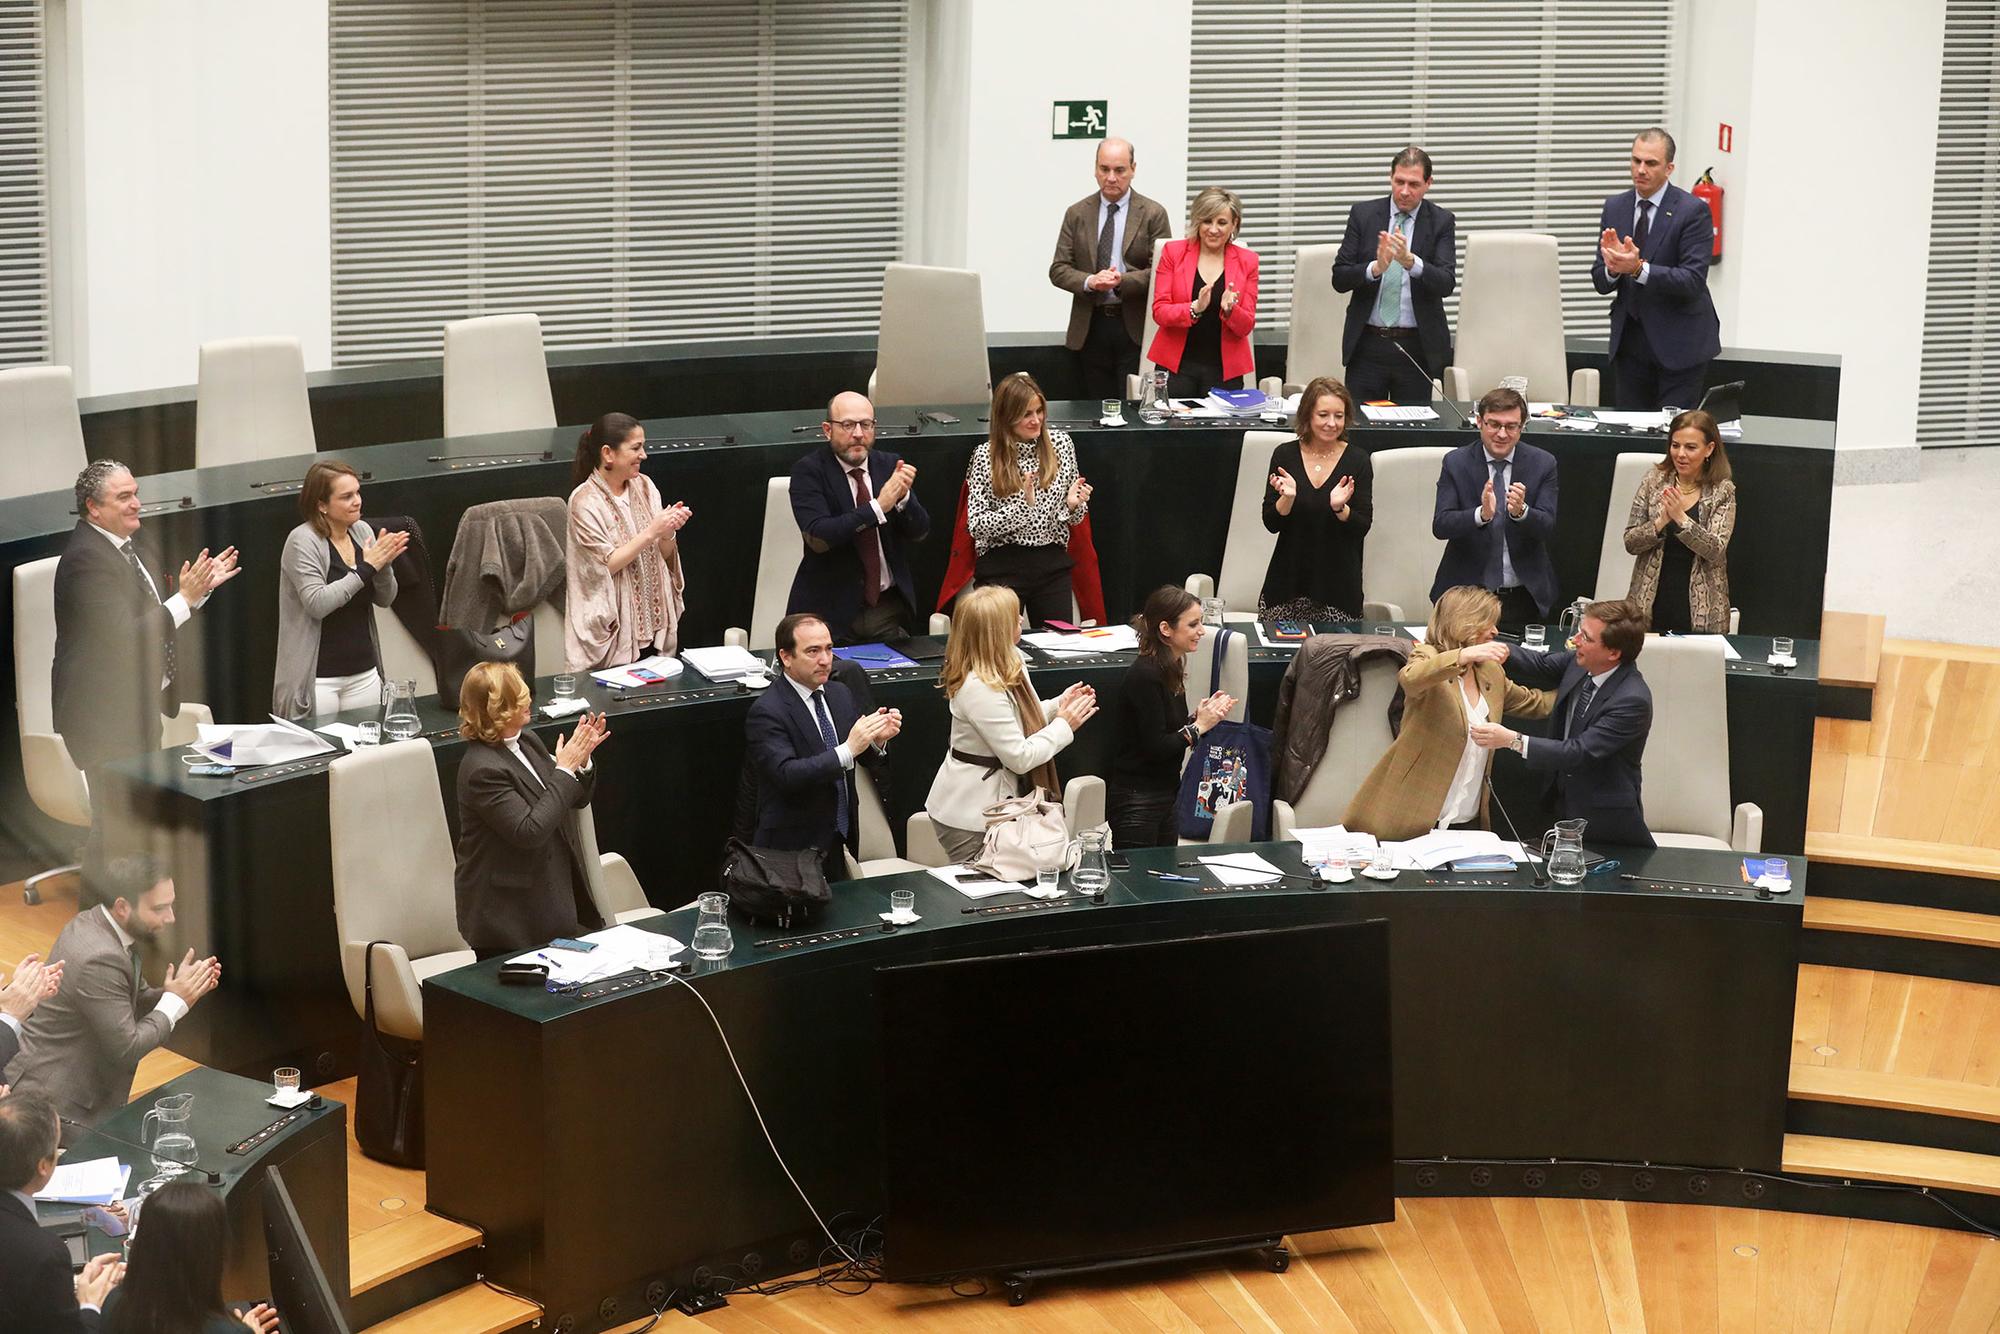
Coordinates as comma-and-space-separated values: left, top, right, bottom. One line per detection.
1198, 852, 1285, 885
1359, 404, 1441, 423
1378, 829, 1528, 870
1286, 825, 1381, 865
925, 865, 1025, 898
1592, 409, 1673, 430
681, 645, 765, 682
1023, 624, 1139, 653
36, 1157, 130, 1205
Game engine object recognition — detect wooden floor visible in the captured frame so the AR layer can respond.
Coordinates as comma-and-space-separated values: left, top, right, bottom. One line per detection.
1809, 638, 2000, 882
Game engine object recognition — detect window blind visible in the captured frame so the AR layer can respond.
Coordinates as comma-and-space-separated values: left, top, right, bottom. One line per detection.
0, 0, 49, 367
1186, 0, 1680, 336
329, 0, 910, 365
1919, 0, 2000, 447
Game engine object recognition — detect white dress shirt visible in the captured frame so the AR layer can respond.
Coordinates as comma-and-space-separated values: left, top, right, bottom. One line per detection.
101, 905, 188, 1028
785, 672, 855, 769
1436, 684, 1490, 828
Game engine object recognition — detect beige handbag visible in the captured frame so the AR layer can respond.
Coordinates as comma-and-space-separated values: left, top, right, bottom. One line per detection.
972, 791, 1075, 882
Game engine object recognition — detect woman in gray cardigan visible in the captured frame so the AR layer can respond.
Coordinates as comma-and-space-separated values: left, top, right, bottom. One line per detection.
273, 461, 407, 719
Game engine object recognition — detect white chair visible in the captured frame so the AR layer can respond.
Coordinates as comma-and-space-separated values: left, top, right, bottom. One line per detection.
12, 556, 212, 904
1282, 243, 1348, 392
849, 766, 931, 878
372, 606, 437, 701
870, 264, 991, 409
442, 313, 557, 438
194, 336, 316, 469
328, 739, 473, 1044
723, 478, 800, 651
1126, 237, 1283, 400
904, 774, 1110, 866
1635, 637, 1761, 851
576, 805, 665, 925
0, 366, 87, 501
1364, 446, 1452, 625
531, 600, 565, 676
1182, 431, 1284, 626
1442, 234, 1600, 406
1271, 650, 1403, 838
1595, 452, 1660, 602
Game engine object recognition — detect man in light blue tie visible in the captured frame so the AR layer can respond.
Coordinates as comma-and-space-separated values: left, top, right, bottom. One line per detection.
1332, 147, 1458, 402
745, 613, 903, 880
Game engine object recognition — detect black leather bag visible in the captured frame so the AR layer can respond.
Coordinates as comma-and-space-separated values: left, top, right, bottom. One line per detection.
355, 940, 425, 1168
719, 838, 831, 927
435, 615, 535, 708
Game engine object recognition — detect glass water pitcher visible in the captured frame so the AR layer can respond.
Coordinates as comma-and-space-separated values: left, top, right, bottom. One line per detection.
381, 678, 422, 740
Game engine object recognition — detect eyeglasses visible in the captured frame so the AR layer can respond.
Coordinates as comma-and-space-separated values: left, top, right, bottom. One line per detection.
828, 419, 876, 433
1481, 419, 1524, 434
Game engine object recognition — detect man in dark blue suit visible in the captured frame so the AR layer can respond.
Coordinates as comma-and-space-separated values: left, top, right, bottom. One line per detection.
1429, 387, 1559, 628
0, 1094, 121, 1331
1471, 599, 1655, 848
744, 613, 903, 879
1332, 146, 1457, 402
1591, 128, 1721, 410
788, 392, 931, 644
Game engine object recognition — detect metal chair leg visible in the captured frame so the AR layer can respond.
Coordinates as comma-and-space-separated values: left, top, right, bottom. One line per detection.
23, 861, 79, 906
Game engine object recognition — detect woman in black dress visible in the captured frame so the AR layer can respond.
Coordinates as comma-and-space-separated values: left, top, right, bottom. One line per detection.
1258, 376, 1373, 622
1107, 585, 1237, 849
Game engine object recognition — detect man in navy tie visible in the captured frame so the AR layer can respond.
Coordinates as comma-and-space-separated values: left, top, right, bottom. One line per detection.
744, 613, 903, 879
1591, 128, 1721, 410
787, 392, 930, 644
1469, 599, 1656, 848
1429, 387, 1560, 629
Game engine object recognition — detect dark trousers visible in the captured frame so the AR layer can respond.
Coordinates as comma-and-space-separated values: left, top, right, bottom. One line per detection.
1491, 584, 1547, 634
1612, 318, 1707, 410
1344, 328, 1434, 402
1166, 357, 1227, 399
842, 589, 918, 644
975, 543, 1073, 628
1078, 308, 1141, 401
1109, 783, 1180, 850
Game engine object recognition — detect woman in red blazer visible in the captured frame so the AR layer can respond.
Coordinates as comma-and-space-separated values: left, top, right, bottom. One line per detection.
1149, 186, 1259, 396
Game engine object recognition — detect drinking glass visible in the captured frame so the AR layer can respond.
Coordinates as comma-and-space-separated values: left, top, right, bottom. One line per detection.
1524, 624, 1547, 649
889, 889, 915, 921
1100, 398, 1123, 421
355, 721, 381, 746
553, 673, 577, 697
1772, 636, 1795, 659
273, 1067, 301, 1098
1035, 866, 1060, 896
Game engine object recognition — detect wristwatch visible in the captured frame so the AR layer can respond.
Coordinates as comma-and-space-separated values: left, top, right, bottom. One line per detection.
1513, 735, 1529, 756
1180, 723, 1201, 747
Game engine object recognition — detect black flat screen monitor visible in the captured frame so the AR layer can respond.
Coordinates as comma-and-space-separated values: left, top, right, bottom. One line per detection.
876, 920, 1393, 1282
260, 1167, 352, 1334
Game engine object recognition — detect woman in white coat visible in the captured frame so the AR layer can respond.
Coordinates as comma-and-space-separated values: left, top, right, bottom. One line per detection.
924, 585, 1098, 862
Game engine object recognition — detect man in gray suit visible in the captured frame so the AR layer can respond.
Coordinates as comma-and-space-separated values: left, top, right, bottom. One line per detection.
5, 855, 221, 1133
1049, 137, 1173, 400
0, 953, 62, 1079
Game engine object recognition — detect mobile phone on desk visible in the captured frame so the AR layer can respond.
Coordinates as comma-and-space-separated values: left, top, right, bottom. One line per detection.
1273, 621, 1307, 641
186, 764, 235, 777
629, 666, 669, 684
546, 938, 598, 953
921, 410, 961, 425
1107, 853, 1131, 871
1044, 619, 1079, 632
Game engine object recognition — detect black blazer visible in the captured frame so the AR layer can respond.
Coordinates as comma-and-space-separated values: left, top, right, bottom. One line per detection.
1506, 647, 1655, 847
0, 1191, 100, 1332
745, 677, 860, 855
1331, 195, 1457, 374
1429, 441, 1560, 615
786, 445, 931, 638
453, 731, 603, 954
52, 521, 182, 772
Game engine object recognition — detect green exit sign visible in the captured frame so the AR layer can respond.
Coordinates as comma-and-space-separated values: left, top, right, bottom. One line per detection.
1051, 100, 1108, 140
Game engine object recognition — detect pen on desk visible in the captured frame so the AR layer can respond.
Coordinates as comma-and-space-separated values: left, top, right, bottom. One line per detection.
1146, 869, 1199, 883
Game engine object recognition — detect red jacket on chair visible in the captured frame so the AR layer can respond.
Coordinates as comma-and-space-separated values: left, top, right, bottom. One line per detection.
1148, 239, 1260, 385
936, 480, 1107, 625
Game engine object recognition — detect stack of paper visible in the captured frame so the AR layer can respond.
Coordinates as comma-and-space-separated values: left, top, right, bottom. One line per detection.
191, 717, 335, 767
1023, 624, 1139, 657
509, 923, 684, 985
1287, 825, 1381, 865
36, 1157, 130, 1205
926, 865, 1023, 898
1205, 388, 1271, 413
1377, 829, 1528, 870
1359, 404, 1441, 423
589, 654, 686, 688
1593, 409, 1674, 431
681, 645, 767, 683
1198, 852, 1285, 885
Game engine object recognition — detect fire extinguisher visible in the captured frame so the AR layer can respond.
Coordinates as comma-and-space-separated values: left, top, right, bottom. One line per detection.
1692, 167, 1723, 262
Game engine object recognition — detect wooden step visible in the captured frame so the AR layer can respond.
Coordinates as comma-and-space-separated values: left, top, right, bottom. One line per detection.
360, 1283, 540, 1334
1783, 1134, 2000, 1197
1818, 611, 1884, 689
351, 1211, 484, 1296
1789, 1065, 2000, 1125
1803, 896, 2000, 947
1804, 833, 2000, 883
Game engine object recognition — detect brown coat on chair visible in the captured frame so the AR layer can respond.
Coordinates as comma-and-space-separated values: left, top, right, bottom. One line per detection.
1343, 643, 1554, 842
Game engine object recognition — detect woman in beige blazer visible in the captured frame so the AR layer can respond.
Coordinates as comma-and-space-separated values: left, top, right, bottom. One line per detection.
1622, 409, 1736, 634
924, 585, 1099, 863
1344, 586, 1554, 842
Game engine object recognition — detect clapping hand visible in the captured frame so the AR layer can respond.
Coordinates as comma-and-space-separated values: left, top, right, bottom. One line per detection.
877, 461, 918, 510
555, 712, 611, 770
74, 1253, 123, 1309
1328, 474, 1356, 511
0, 953, 60, 1023
846, 708, 902, 753
177, 546, 242, 602
1087, 266, 1121, 293
1480, 477, 1497, 523
1219, 282, 1240, 316
1506, 481, 1528, 519
164, 950, 221, 1007
1599, 228, 1642, 276
1065, 474, 1092, 510
1056, 682, 1099, 730
1269, 467, 1298, 502
237, 1302, 282, 1333
651, 502, 693, 539
1374, 229, 1396, 273
1191, 280, 1215, 315
361, 528, 410, 569
1194, 690, 1236, 732
1660, 485, 1689, 525
1385, 228, 1414, 269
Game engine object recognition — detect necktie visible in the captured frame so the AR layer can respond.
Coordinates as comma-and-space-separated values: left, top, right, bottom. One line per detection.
849, 466, 883, 608
1372, 210, 1411, 326
122, 542, 175, 686
1567, 678, 1598, 739
811, 690, 849, 840
1095, 200, 1119, 274
1635, 198, 1653, 252
128, 945, 142, 994
1482, 458, 1509, 589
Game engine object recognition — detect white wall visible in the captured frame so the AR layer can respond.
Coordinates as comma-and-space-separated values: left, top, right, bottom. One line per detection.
55, 0, 330, 397
1676, 0, 1756, 343
923, 0, 1191, 336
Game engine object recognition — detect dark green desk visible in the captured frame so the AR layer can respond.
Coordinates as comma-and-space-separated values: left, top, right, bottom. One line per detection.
423, 841, 1802, 1334
38, 1067, 348, 1302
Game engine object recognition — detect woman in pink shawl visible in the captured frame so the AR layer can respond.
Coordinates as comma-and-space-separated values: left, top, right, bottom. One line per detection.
564, 412, 691, 671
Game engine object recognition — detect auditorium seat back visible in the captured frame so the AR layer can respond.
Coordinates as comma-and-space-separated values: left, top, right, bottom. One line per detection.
442, 313, 557, 438
1183, 623, 1250, 728
1284, 243, 1348, 390
1445, 233, 1598, 406
195, 336, 317, 469
1638, 635, 1761, 851
1271, 646, 1401, 834
1365, 446, 1451, 624
12, 556, 88, 829
0, 366, 87, 502
1595, 452, 1662, 602
871, 264, 990, 408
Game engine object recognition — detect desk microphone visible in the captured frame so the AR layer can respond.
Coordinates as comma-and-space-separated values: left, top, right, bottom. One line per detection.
58, 1116, 221, 1185
1483, 774, 1549, 889
1384, 336, 1472, 430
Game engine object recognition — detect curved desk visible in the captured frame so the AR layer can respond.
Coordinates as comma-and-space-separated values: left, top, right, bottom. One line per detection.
421, 841, 1803, 1334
